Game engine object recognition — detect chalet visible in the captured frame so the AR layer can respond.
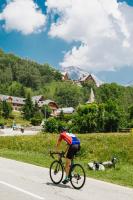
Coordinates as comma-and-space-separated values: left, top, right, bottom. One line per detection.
38, 99, 59, 115
32, 96, 59, 115
0, 94, 58, 114
0, 95, 25, 111
79, 74, 103, 87
61, 72, 69, 81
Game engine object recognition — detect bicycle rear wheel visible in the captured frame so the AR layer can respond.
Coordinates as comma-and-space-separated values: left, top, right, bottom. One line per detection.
49, 160, 64, 184
70, 164, 86, 189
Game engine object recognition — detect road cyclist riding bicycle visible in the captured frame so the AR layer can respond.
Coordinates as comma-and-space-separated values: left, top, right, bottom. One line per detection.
55, 127, 81, 184
49, 127, 86, 189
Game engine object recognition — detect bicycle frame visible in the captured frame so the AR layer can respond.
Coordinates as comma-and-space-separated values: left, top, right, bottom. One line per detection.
50, 151, 75, 177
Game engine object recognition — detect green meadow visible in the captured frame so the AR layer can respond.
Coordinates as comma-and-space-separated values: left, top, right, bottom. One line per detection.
0, 132, 133, 187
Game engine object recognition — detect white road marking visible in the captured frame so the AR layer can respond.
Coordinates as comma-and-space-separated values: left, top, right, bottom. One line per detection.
0, 181, 44, 200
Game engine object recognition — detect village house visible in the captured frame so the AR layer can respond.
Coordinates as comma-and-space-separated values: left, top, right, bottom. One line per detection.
55, 107, 75, 116
32, 96, 59, 115
0, 94, 59, 115
61, 72, 69, 81
79, 74, 103, 87
0, 94, 25, 111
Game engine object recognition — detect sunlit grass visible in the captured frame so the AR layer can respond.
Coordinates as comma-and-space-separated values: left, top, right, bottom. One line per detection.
0, 132, 133, 187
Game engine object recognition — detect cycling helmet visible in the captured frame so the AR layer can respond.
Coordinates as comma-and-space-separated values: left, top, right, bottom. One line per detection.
59, 126, 67, 132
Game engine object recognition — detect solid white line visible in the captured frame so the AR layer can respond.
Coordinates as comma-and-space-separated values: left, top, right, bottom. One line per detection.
0, 181, 44, 200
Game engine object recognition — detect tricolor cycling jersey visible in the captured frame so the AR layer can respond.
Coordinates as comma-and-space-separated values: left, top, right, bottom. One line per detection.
58, 131, 80, 145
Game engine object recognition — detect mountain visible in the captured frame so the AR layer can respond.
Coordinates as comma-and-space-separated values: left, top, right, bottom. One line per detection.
125, 80, 133, 87
61, 66, 103, 86
61, 66, 90, 80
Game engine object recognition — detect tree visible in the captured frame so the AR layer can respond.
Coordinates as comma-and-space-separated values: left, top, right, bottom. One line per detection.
31, 111, 43, 126
0, 102, 3, 117
8, 81, 23, 97
22, 93, 34, 120
34, 101, 40, 113
104, 100, 121, 132
128, 105, 133, 120
96, 103, 106, 132
55, 82, 84, 107
71, 104, 99, 133
44, 118, 58, 133
41, 105, 52, 119
2, 100, 12, 118
58, 110, 64, 121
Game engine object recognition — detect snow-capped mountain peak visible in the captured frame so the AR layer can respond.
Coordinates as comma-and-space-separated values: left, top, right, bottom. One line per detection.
61, 66, 103, 87
61, 66, 89, 80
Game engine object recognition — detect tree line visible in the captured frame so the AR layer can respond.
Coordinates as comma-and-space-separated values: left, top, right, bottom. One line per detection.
1, 49, 133, 132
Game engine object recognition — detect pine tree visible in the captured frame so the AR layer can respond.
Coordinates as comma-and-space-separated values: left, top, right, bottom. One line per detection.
2, 100, 12, 118
22, 93, 34, 120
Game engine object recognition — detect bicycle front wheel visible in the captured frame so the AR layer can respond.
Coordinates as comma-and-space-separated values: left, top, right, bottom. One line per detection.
49, 160, 64, 184
70, 164, 86, 189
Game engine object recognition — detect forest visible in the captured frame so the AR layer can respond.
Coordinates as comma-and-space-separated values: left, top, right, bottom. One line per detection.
0, 49, 133, 132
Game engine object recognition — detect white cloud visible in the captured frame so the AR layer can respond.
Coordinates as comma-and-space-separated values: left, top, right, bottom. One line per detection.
0, 0, 46, 35
46, 0, 133, 72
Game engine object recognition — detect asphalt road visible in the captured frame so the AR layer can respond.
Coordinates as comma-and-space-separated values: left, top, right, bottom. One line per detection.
0, 157, 133, 200
0, 128, 38, 136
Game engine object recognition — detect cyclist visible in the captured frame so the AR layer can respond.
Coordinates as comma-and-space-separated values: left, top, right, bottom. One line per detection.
56, 127, 80, 184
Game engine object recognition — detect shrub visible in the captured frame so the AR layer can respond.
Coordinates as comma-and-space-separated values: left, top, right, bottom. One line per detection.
0, 118, 5, 126
31, 117, 42, 126
31, 112, 43, 126
44, 118, 58, 133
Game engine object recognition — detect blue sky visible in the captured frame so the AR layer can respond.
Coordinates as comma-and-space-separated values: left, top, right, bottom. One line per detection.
0, 0, 133, 85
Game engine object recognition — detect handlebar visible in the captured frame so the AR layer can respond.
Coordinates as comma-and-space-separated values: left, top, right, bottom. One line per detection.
50, 151, 65, 159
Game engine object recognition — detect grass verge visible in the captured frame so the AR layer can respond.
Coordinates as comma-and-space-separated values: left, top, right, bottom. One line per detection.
0, 133, 133, 188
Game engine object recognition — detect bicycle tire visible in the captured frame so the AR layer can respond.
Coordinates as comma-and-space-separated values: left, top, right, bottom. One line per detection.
70, 163, 86, 189
49, 160, 64, 184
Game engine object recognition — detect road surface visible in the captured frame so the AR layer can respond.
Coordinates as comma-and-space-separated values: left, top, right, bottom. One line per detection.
0, 128, 38, 136
0, 157, 133, 200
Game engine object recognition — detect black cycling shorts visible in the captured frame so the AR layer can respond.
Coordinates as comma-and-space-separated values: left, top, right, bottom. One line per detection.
66, 144, 80, 159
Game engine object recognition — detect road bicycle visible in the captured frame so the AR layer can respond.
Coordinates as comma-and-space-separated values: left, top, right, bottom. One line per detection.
49, 151, 86, 189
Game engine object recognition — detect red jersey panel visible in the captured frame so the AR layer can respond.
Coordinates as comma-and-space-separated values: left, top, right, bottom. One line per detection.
58, 131, 80, 145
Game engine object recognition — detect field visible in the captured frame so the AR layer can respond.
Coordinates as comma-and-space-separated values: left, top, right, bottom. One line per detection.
0, 132, 133, 187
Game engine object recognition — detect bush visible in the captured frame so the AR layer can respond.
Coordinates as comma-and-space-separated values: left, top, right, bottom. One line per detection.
44, 118, 58, 133
57, 120, 68, 132
44, 118, 69, 133
0, 118, 5, 127
31, 117, 42, 126
31, 112, 43, 126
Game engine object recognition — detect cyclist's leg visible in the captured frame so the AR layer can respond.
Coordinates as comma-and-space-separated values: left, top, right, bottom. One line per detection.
62, 146, 72, 184
62, 145, 78, 184
65, 158, 71, 176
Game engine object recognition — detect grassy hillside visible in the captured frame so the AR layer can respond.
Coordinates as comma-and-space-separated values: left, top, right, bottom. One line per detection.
4, 111, 30, 127
0, 132, 133, 187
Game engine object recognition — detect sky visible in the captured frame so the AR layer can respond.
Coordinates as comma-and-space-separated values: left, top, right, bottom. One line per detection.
0, 0, 133, 85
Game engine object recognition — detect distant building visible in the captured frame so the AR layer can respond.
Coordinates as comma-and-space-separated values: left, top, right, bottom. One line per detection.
79, 74, 103, 87
32, 95, 45, 104
0, 94, 58, 114
38, 99, 59, 115
0, 94, 25, 111
61, 72, 69, 81
55, 107, 75, 116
